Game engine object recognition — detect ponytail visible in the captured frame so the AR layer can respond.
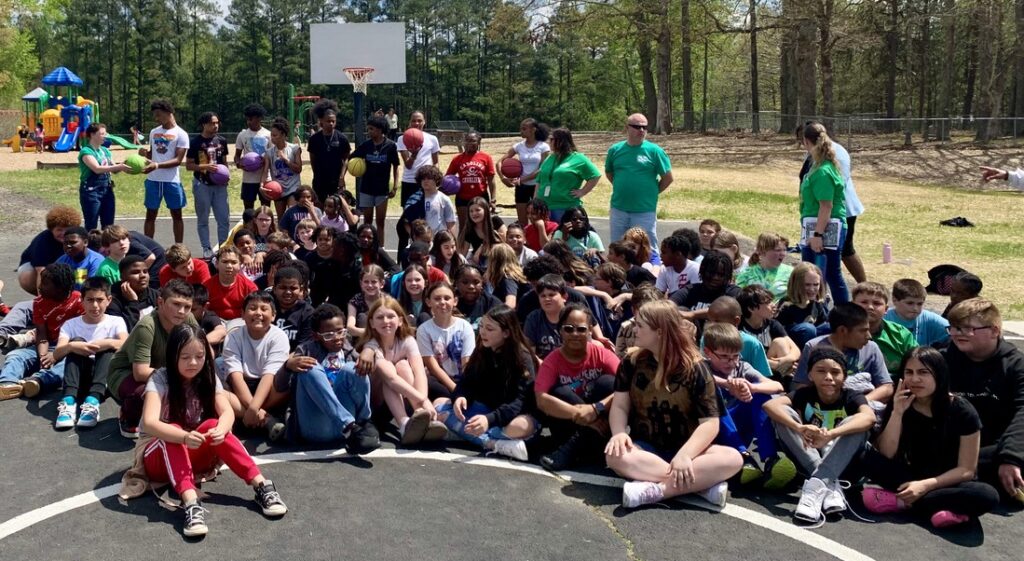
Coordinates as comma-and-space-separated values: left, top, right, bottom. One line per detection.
802, 122, 839, 170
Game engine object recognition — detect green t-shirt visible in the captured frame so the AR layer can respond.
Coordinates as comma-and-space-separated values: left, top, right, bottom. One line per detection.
553, 229, 605, 257
799, 160, 847, 223
873, 319, 918, 376
78, 145, 113, 183
107, 311, 199, 395
536, 151, 601, 210
96, 257, 121, 286
736, 262, 794, 302
605, 140, 672, 213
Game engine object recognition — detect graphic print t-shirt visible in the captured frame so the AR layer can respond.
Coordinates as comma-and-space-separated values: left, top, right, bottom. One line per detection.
148, 125, 189, 183
188, 134, 228, 183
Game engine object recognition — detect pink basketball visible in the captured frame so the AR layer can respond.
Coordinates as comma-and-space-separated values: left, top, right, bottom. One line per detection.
402, 128, 424, 151
239, 152, 263, 172
209, 164, 231, 185
441, 175, 461, 196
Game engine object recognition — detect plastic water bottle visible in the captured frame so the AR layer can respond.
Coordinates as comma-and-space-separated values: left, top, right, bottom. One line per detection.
882, 243, 892, 264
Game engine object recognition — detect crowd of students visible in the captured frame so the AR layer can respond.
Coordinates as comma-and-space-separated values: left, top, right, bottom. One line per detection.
0, 103, 1021, 540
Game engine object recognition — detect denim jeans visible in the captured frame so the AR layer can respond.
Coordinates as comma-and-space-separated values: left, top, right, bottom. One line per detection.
801, 226, 849, 304
787, 322, 831, 349
0, 346, 65, 390
80, 177, 116, 230
436, 401, 528, 448
192, 179, 231, 252
0, 301, 33, 336
293, 363, 371, 443
609, 207, 660, 260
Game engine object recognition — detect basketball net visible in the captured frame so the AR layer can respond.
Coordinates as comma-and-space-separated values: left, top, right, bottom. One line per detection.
343, 67, 375, 94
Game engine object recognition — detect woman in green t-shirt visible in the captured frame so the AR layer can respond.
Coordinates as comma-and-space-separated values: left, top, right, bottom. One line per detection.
78, 123, 130, 230
799, 123, 849, 304
535, 128, 601, 222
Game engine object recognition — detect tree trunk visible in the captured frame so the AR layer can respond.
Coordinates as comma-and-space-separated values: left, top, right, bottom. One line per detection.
795, 0, 818, 120
779, 0, 798, 132
884, 0, 899, 128
963, 20, 977, 118
975, 0, 1009, 141
655, 0, 673, 134
702, 35, 709, 132
917, 0, 932, 140
817, 0, 834, 127
1013, 0, 1024, 135
636, 12, 659, 121
937, 0, 956, 139
681, 0, 695, 130
749, 0, 760, 134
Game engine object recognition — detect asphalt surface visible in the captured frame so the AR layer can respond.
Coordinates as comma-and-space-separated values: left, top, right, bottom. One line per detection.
0, 215, 1021, 560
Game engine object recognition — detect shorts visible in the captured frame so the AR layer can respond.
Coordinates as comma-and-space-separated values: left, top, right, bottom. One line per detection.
842, 215, 858, 257
634, 440, 675, 462
144, 180, 187, 210
359, 192, 389, 209
455, 191, 489, 208
16, 262, 34, 277
241, 182, 263, 204
515, 183, 537, 205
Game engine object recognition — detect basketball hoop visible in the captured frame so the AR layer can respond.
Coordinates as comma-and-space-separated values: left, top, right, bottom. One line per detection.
343, 67, 375, 94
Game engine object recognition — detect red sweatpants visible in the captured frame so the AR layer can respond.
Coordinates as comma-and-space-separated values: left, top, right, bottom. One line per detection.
143, 419, 262, 495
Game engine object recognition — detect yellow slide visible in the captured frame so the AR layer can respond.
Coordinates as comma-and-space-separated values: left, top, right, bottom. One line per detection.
1, 133, 23, 152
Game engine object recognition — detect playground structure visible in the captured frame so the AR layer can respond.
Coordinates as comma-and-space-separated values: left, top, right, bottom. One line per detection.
288, 84, 320, 143
9, 66, 139, 153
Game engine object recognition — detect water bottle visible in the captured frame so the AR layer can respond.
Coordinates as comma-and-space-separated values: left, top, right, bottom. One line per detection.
882, 242, 892, 264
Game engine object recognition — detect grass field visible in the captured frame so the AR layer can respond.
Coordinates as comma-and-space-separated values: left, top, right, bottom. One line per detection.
2, 144, 1022, 318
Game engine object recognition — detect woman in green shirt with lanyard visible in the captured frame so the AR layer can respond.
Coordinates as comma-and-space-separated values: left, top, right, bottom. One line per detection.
799, 123, 849, 304
535, 128, 601, 223
78, 123, 130, 230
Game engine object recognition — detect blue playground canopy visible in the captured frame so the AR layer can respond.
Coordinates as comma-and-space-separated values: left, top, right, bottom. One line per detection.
41, 67, 83, 87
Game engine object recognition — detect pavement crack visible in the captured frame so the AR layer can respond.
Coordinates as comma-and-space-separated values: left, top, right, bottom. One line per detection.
587, 502, 643, 561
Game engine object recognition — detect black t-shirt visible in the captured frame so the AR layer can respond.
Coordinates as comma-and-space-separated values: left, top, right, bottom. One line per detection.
20, 230, 64, 267
456, 292, 502, 329
888, 396, 982, 479
307, 130, 351, 192
516, 287, 588, 324
186, 134, 228, 183
274, 299, 314, 352
199, 310, 222, 334
626, 265, 656, 287
789, 386, 867, 430
776, 299, 829, 328
128, 231, 167, 287
670, 283, 741, 311
524, 309, 562, 359
351, 139, 399, 196
741, 318, 789, 351
491, 278, 529, 305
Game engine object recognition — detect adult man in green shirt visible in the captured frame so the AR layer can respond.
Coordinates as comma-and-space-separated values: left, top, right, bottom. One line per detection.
604, 113, 674, 259
107, 280, 199, 439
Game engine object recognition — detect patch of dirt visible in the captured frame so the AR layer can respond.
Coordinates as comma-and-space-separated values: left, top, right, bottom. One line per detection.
0, 189, 57, 236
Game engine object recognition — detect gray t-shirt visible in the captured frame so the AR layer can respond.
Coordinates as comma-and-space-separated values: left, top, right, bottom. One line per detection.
793, 335, 892, 389
143, 367, 224, 433
221, 324, 291, 382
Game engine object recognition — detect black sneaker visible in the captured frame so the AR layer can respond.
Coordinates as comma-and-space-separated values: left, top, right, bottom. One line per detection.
540, 430, 582, 472
182, 501, 208, 537
119, 411, 139, 440
254, 480, 288, 517
346, 420, 381, 454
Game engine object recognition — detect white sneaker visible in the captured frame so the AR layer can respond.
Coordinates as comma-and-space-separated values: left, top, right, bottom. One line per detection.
55, 397, 76, 430
697, 481, 729, 508
795, 477, 829, 524
492, 439, 529, 461
622, 481, 665, 509
822, 480, 847, 514
76, 397, 101, 428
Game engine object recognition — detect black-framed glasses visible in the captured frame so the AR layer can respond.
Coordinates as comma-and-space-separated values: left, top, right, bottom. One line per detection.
560, 325, 590, 334
628, 124, 647, 131
945, 325, 994, 336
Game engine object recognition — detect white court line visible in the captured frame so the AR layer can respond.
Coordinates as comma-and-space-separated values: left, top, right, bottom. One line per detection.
0, 447, 876, 561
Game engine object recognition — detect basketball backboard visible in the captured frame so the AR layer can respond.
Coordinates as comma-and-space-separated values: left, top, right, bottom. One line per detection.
310, 22, 407, 85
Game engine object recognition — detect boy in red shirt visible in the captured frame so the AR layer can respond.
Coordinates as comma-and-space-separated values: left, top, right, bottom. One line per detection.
524, 198, 558, 252
203, 246, 256, 322
446, 132, 496, 232
159, 243, 212, 287
0, 264, 83, 400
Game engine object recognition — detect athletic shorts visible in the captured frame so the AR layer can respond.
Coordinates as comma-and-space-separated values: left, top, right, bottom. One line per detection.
241, 182, 264, 204
634, 440, 675, 462
359, 192, 389, 210
144, 180, 187, 210
515, 183, 537, 205
842, 215, 858, 257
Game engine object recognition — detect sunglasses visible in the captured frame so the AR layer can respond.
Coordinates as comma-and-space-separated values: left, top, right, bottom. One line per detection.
560, 324, 590, 334
628, 124, 647, 131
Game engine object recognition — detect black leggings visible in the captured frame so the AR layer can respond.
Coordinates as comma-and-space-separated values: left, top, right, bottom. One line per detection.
63, 349, 115, 401
544, 374, 615, 442
862, 447, 999, 518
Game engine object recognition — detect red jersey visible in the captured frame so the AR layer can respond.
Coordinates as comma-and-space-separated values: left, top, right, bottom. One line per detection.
446, 151, 495, 201
158, 258, 212, 287
34, 291, 84, 343
203, 275, 257, 320
524, 221, 559, 252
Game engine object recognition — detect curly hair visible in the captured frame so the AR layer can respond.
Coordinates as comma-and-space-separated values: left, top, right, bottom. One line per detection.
45, 206, 83, 231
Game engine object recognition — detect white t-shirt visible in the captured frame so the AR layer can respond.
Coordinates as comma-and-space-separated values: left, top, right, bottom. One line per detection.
147, 125, 189, 183
655, 260, 701, 295
513, 140, 551, 185
386, 114, 399, 130
143, 368, 224, 433
423, 191, 456, 234
517, 246, 539, 266
235, 127, 272, 184
266, 143, 302, 197
59, 315, 128, 357
221, 325, 290, 381
396, 132, 441, 183
415, 318, 476, 381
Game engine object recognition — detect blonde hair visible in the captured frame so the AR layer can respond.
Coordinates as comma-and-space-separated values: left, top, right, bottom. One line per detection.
851, 281, 889, 304
485, 244, 526, 287
710, 229, 745, 271
165, 243, 192, 267
785, 262, 825, 307
623, 227, 653, 264
947, 298, 1002, 330
803, 122, 840, 171
357, 295, 416, 350
631, 300, 702, 389
748, 232, 789, 266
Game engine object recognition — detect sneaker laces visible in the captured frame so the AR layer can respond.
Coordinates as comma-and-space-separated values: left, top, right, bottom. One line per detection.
258, 484, 283, 505
183, 502, 209, 523
833, 480, 875, 523
57, 400, 74, 417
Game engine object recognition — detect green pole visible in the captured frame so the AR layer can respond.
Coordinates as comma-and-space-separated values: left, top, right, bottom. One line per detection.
288, 84, 295, 138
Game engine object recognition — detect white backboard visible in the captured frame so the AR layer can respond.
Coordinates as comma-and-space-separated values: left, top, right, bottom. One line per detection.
310, 22, 407, 85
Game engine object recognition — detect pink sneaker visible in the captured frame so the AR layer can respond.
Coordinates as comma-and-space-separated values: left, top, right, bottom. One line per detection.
930, 510, 969, 529
860, 485, 906, 514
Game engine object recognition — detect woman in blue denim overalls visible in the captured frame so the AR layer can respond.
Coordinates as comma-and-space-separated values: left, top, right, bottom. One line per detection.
78, 123, 130, 230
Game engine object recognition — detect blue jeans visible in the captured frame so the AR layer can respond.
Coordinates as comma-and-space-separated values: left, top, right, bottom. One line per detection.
80, 177, 116, 230
437, 401, 532, 448
0, 301, 33, 336
787, 322, 831, 349
609, 207, 660, 261
716, 392, 777, 459
0, 346, 65, 390
801, 226, 849, 304
293, 363, 371, 443
192, 179, 231, 252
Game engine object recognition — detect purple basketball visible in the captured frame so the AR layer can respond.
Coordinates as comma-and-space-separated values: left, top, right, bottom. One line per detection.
209, 164, 231, 185
239, 152, 263, 172
441, 175, 461, 196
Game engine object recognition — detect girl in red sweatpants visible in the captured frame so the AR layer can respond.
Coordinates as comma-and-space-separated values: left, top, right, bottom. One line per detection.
140, 324, 287, 537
